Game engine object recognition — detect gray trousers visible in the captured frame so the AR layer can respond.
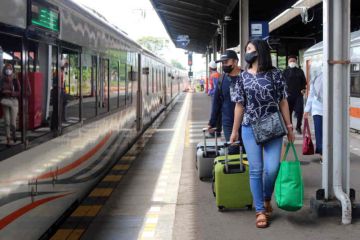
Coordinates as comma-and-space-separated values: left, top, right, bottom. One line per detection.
1, 98, 18, 139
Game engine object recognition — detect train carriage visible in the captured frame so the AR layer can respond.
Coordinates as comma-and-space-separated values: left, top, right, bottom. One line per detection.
304, 30, 360, 132
0, 0, 186, 239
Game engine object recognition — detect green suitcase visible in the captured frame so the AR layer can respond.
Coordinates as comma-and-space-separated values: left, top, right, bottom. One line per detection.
213, 144, 252, 211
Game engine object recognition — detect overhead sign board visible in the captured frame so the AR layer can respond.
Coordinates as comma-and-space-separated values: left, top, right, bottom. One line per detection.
176, 35, 190, 48
250, 21, 269, 40
29, 0, 59, 33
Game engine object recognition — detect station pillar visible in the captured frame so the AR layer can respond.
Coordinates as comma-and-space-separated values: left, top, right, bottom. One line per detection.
239, 0, 249, 68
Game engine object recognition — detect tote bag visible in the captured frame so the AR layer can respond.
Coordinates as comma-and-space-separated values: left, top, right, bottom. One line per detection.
275, 142, 304, 211
302, 118, 314, 155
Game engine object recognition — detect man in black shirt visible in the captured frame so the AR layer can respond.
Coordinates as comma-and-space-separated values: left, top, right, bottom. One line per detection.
283, 55, 307, 134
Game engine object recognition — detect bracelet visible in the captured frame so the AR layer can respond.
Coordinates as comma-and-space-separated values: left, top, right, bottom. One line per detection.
286, 124, 293, 129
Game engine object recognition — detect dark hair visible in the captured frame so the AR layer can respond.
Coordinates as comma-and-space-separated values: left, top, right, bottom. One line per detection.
245, 39, 273, 72
288, 55, 297, 60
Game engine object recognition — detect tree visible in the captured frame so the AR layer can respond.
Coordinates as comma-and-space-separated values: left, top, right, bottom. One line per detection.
137, 36, 169, 55
171, 59, 186, 70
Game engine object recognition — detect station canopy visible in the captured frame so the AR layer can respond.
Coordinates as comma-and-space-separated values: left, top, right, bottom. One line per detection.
151, 0, 360, 54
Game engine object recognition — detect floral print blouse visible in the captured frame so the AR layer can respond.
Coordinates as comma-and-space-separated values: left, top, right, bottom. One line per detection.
230, 68, 287, 126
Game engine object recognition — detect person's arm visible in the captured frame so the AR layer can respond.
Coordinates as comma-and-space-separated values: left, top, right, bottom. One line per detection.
11, 79, 21, 97
304, 79, 315, 118
230, 103, 244, 143
300, 69, 307, 93
279, 99, 295, 142
208, 82, 222, 129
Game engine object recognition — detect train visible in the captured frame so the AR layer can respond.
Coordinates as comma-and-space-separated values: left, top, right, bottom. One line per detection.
0, 0, 187, 239
303, 30, 360, 131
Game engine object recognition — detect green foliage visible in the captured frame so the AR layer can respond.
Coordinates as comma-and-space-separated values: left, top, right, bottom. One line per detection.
137, 36, 169, 55
171, 59, 185, 70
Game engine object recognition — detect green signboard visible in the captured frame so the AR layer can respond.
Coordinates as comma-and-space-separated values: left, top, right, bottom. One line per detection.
31, 1, 59, 32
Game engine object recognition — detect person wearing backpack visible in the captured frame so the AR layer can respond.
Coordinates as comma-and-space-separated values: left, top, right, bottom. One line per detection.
208, 50, 242, 153
0, 63, 21, 147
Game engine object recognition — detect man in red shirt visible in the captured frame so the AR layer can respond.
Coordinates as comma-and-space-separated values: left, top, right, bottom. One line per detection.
208, 61, 220, 97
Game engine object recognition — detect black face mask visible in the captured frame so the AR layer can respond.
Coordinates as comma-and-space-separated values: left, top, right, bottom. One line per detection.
222, 65, 234, 74
245, 51, 258, 64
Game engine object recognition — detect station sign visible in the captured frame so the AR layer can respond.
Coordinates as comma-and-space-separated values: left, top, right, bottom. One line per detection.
29, 0, 60, 34
176, 35, 190, 48
250, 21, 269, 40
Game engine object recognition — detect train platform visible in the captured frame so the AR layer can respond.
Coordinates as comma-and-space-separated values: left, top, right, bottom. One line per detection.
53, 92, 360, 240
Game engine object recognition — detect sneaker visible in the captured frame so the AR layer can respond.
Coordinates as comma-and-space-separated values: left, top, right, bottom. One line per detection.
296, 127, 302, 135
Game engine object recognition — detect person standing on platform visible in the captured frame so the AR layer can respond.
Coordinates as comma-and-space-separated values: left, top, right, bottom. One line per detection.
208, 61, 220, 97
208, 50, 242, 153
230, 40, 294, 228
0, 63, 21, 147
207, 60, 222, 137
283, 55, 307, 134
304, 70, 323, 161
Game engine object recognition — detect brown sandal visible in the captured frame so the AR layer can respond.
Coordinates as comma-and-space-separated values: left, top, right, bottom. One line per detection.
256, 212, 269, 228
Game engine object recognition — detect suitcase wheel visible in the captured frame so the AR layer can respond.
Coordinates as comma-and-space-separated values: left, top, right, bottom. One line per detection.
218, 206, 225, 212
246, 204, 252, 210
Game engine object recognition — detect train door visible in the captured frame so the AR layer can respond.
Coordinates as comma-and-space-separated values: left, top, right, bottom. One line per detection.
60, 47, 81, 127
136, 53, 142, 131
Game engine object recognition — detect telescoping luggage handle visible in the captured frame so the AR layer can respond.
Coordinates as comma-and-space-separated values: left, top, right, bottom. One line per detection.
224, 141, 244, 173
202, 127, 218, 157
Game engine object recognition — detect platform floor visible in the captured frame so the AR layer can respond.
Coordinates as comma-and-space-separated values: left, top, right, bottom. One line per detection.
56, 92, 360, 240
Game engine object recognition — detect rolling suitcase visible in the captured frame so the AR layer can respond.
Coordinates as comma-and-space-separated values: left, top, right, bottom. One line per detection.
213, 142, 252, 211
196, 128, 222, 180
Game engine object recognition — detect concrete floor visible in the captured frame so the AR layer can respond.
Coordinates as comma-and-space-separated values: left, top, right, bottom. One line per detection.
81, 92, 360, 240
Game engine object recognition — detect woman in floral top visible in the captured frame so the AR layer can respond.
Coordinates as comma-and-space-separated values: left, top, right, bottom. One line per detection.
230, 39, 294, 228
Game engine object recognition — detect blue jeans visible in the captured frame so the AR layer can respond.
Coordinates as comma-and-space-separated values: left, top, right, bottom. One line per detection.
313, 115, 323, 155
242, 125, 283, 212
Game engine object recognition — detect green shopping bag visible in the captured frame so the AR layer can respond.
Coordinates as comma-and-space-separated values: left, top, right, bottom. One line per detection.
275, 142, 304, 211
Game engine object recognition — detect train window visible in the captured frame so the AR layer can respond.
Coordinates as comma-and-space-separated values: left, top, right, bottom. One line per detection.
152, 67, 154, 93
110, 57, 119, 111
61, 50, 80, 126
351, 63, 360, 97
81, 54, 96, 120
127, 65, 133, 104
119, 61, 126, 108
98, 58, 109, 114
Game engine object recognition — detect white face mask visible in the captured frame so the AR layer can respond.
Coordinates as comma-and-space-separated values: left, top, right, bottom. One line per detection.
289, 62, 297, 68
5, 69, 13, 76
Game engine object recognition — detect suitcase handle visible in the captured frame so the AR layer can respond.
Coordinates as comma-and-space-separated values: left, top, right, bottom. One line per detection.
202, 127, 218, 156
224, 141, 245, 173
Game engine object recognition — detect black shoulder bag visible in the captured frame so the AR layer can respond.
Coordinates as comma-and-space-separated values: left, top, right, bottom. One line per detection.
251, 70, 288, 145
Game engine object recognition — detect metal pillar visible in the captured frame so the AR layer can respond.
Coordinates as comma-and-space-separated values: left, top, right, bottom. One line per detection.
213, 36, 218, 61
206, 51, 209, 93
222, 20, 227, 53
325, 0, 351, 224
239, 0, 249, 68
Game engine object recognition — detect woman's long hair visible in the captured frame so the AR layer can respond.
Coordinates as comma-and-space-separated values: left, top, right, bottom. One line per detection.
245, 39, 273, 72
2, 63, 14, 78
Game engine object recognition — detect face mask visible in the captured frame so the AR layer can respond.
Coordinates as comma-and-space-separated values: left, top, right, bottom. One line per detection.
222, 65, 234, 74
289, 62, 297, 68
245, 51, 258, 64
5, 69, 13, 76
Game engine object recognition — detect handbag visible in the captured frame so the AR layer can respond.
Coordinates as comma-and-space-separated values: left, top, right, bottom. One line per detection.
275, 142, 304, 211
302, 118, 314, 155
251, 70, 287, 145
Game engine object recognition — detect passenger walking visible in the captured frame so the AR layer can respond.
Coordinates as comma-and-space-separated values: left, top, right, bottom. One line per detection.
283, 55, 307, 134
0, 63, 21, 147
304, 70, 323, 160
208, 50, 242, 153
229, 40, 295, 228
